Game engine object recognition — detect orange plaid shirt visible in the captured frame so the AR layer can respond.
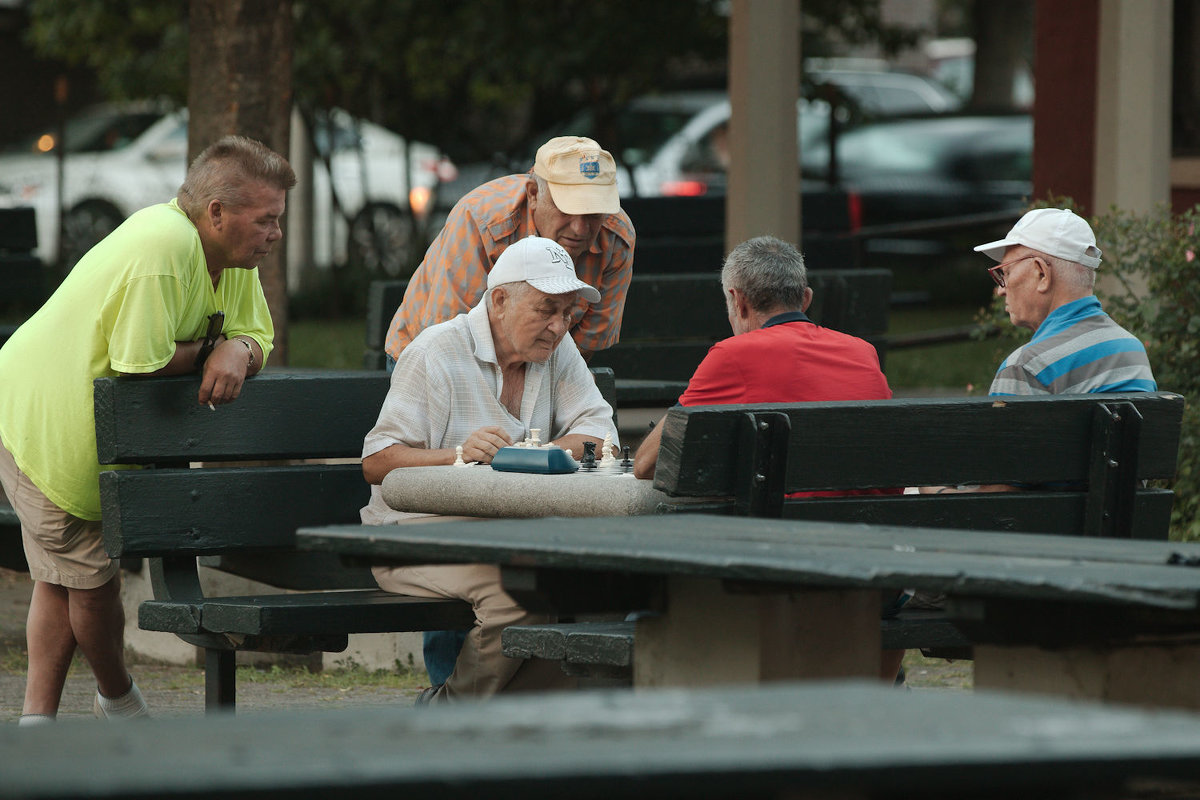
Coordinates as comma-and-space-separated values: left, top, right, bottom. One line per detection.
384, 173, 636, 359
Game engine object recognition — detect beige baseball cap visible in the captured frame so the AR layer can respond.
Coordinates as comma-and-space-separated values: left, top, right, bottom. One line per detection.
532, 136, 620, 216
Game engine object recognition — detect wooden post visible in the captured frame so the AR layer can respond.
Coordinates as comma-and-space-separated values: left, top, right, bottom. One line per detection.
726, 0, 800, 251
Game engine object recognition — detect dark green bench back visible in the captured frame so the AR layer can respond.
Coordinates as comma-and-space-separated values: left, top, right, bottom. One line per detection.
0, 207, 44, 314
652, 393, 1185, 538
366, 269, 892, 385
96, 369, 616, 568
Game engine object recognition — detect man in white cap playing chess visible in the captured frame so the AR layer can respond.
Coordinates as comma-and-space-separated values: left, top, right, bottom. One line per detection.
360, 235, 618, 704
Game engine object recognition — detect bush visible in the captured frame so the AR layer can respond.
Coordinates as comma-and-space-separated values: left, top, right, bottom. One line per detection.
1090, 204, 1200, 541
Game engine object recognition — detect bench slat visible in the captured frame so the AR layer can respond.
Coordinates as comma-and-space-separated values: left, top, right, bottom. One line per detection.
102, 464, 369, 557
775, 488, 1176, 538
94, 371, 390, 463
140, 592, 473, 637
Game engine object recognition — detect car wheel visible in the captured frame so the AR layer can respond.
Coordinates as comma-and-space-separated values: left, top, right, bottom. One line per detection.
61, 200, 125, 271
347, 203, 415, 277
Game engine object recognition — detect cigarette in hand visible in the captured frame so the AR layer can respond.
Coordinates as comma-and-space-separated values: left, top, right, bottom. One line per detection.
208, 401, 216, 411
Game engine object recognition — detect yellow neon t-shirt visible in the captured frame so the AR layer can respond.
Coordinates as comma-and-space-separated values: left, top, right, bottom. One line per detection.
0, 199, 273, 520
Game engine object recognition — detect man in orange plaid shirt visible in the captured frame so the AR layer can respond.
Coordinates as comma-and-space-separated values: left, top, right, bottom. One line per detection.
384, 136, 635, 364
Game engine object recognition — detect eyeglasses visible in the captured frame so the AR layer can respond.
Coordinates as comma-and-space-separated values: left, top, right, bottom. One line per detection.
987, 256, 1033, 288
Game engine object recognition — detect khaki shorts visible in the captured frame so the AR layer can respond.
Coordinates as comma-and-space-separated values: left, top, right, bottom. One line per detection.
0, 435, 116, 589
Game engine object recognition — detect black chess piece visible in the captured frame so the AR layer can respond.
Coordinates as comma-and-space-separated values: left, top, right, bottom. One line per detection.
581, 440, 597, 471
620, 445, 634, 473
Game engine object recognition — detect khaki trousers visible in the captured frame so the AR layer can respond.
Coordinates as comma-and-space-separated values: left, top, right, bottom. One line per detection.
373, 561, 576, 702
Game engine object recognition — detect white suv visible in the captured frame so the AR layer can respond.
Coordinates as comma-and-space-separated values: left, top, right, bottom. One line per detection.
0, 102, 451, 276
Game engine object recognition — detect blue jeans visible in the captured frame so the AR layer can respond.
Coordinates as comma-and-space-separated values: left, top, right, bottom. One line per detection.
387, 353, 467, 685
423, 630, 467, 685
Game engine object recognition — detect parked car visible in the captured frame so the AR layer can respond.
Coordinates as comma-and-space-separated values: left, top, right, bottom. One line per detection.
437, 66, 963, 207
0, 102, 452, 276
800, 112, 1032, 228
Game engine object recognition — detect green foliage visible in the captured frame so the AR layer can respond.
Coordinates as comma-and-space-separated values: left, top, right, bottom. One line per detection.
25, 0, 922, 163
1089, 204, 1200, 541
24, 0, 188, 103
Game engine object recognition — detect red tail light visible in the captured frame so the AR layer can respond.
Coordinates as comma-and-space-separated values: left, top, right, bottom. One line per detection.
660, 180, 708, 197
846, 190, 862, 233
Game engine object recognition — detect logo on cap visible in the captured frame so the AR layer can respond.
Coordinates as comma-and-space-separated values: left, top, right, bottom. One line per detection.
579, 157, 600, 180
545, 242, 572, 269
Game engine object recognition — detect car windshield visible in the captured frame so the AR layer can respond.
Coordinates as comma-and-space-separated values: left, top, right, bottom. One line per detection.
4, 108, 165, 156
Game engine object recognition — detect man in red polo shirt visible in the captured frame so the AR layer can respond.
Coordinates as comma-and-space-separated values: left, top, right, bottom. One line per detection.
633, 234, 891, 476
633, 234, 904, 682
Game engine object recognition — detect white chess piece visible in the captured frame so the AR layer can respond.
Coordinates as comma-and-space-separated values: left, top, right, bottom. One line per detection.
599, 433, 618, 468
529, 428, 542, 448
453, 445, 466, 467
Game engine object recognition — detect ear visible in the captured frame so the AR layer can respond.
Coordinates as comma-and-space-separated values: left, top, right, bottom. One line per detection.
729, 287, 751, 320
525, 177, 539, 208
1032, 256, 1053, 292
800, 286, 814, 312
207, 199, 224, 230
490, 286, 508, 316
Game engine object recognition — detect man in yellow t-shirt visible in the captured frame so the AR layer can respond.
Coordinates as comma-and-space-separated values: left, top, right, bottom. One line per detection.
0, 135, 294, 724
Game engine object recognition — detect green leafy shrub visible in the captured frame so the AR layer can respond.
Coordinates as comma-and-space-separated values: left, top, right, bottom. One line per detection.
1091, 204, 1200, 541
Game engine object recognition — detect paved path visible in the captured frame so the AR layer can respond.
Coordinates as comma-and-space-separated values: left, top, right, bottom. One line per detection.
0, 568, 422, 722
0, 567, 971, 723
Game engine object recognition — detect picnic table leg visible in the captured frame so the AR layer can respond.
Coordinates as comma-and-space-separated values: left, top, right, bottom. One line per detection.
205, 649, 236, 713
974, 643, 1200, 709
633, 577, 881, 688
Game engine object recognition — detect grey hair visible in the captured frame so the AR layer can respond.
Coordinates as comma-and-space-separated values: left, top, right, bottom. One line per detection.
177, 135, 296, 219
720, 235, 808, 313
486, 280, 532, 311
1042, 252, 1097, 291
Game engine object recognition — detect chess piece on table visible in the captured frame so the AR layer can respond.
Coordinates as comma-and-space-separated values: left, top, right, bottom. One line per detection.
620, 445, 634, 474
600, 433, 615, 463
453, 445, 466, 467
580, 440, 597, 471
529, 429, 542, 448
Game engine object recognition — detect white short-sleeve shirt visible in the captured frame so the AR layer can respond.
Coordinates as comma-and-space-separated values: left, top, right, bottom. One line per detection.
361, 301, 618, 524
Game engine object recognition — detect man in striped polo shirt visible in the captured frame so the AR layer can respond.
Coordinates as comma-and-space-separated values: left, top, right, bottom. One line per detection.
975, 208, 1156, 396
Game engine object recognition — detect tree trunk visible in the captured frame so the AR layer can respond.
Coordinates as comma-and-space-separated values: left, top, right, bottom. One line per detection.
188, 0, 293, 364
972, 0, 1032, 110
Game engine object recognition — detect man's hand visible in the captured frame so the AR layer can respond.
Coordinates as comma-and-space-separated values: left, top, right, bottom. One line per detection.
461, 426, 513, 464
198, 339, 250, 406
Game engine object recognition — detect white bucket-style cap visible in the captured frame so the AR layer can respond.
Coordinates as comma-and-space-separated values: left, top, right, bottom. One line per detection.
487, 236, 602, 303
974, 208, 1102, 268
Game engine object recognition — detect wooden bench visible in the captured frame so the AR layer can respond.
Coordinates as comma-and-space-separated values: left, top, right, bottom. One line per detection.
365, 268, 891, 407
502, 392, 1185, 678
0, 206, 43, 571
96, 367, 617, 712
8, 680, 1200, 799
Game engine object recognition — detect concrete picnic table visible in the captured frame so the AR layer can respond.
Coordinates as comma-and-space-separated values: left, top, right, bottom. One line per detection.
299, 513, 1200, 708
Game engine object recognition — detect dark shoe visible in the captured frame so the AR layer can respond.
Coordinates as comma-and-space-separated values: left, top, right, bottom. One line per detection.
414, 684, 443, 707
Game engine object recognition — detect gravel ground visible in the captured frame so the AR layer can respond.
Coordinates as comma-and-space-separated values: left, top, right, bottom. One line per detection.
0, 567, 971, 723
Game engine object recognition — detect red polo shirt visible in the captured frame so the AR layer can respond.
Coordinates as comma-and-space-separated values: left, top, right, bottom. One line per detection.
679, 312, 896, 497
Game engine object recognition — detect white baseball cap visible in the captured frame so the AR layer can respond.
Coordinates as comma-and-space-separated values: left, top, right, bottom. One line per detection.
974, 208, 1103, 269
487, 236, 602, 303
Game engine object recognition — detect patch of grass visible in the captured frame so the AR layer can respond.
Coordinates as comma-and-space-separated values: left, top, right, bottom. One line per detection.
286, 318, 368, 369
902, 650, 973, 690
884, 305, 1014, 393
236, 653, 426, 691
